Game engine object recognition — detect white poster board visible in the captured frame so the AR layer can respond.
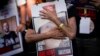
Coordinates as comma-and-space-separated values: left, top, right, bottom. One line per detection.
31, 0, 73, 56
0, 0, 23, 56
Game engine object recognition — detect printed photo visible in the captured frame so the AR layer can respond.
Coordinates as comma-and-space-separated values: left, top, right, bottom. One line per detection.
31, 0, 73, 56
0, 0, 23, 55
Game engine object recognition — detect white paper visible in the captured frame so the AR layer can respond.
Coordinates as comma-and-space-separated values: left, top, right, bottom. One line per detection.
79, 17, 91, 34
55, 1, 67, 13
31, 1, 67, 17
31, 5, 40, 17
32, 1, 73, 56
0, 0, 23, 56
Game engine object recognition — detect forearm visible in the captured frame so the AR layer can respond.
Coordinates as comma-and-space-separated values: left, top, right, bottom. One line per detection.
26, 0, 36, 18
20, 5, 26, 25
30, 33, 51, 42
53, 17, 76, 39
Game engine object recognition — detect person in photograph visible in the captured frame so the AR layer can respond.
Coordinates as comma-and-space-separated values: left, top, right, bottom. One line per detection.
2, 22, 17, 47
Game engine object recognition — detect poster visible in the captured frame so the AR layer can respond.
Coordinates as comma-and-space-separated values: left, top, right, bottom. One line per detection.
0, 0, 23, 56
31, 0, 73, 56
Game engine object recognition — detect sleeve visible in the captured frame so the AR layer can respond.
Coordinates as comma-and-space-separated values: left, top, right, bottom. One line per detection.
67, 5, 77, 18
16, 0, 26, 6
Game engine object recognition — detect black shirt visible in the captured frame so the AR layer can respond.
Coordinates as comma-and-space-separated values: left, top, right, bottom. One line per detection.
96, 7, 100, 37
76, 3, 97, 38
66, 4, 79, 56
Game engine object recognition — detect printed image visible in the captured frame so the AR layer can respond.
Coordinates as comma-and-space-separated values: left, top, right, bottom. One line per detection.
36, 18, 73, 56
0, 16, 21, 55
0, 0, 23, 55
31, 0, 73, 56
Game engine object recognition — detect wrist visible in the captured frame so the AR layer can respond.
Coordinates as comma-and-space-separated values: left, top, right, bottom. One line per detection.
55, 19, 62, 27
59, 23, 64, 29
20, 22, 26, 26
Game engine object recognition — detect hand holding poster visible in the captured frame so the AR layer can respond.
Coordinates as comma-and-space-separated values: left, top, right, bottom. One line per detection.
0, 0, 23, 56
31, 0, 73, 56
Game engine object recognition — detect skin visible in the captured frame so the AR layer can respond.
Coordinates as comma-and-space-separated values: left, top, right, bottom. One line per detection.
17, 5, 26, 31
25, 4, 76, 43
39, 5, 76, 39
17, 0, 37, 31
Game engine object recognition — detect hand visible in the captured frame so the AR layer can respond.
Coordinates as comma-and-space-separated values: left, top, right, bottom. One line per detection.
39, 5, 59, 23
45, 28, 64, 39
25, 29, 36, 42
16, 24, 25, 32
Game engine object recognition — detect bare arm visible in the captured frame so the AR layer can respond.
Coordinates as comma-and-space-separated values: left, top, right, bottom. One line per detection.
25, 29, 51, 42
25, 33, 51, 42
19, 5, 26, 25
25, 29, 64, 43
40, 5, 76, 39
17, 5, 26, 32
52, 17, 76, 39
26, 0, 36, 18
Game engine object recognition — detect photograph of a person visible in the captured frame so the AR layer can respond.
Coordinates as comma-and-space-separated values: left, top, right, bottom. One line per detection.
29, 1, 75, 56
0, 16, 21, 55
37, 17, 70, 50
0, 0, 23, 55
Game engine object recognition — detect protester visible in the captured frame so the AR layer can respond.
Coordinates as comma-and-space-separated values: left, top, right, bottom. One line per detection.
25, 1, 77, 56
16, 0, 42, 56
75, 0, 98, 56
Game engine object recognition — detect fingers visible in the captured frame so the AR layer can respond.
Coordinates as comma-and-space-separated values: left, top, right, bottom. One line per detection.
49, 27, 59, 31
25, 34, 31, 42
16, 26, 19, 32
40, 10, 47, 15
40, 10, 48, 19
39, 12, 48, 19
48, 29, 64, 38
26, 29, 36, 34
25, 29, 35, 43
25, 29, 34, 38
16, 24, 25, 32
43, 5, 55, 11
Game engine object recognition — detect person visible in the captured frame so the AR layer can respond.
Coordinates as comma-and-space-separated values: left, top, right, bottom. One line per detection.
75, 0, 98, 56
91, 0, 100, 55
16, 0, 42, 56
2, 22, 17, 47
17, 0, 43, 31
16, 0, 27, 31
25, 0, 77, 56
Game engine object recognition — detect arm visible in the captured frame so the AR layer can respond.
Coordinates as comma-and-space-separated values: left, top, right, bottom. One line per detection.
17, 5, 26, 32
25, 29, 51, 42
40, 5, 77, 39
53, 17, 76, 39
25, 32, 51, 42
26, 0, 36, 18
25, 29, 64, 43
19, 5, 26, 25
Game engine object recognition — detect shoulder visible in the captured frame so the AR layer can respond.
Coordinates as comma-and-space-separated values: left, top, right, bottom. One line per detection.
67, 4, 75, 10
67, 3, 76, 13
67, 3, 73, 9
66, 4, 76, 18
